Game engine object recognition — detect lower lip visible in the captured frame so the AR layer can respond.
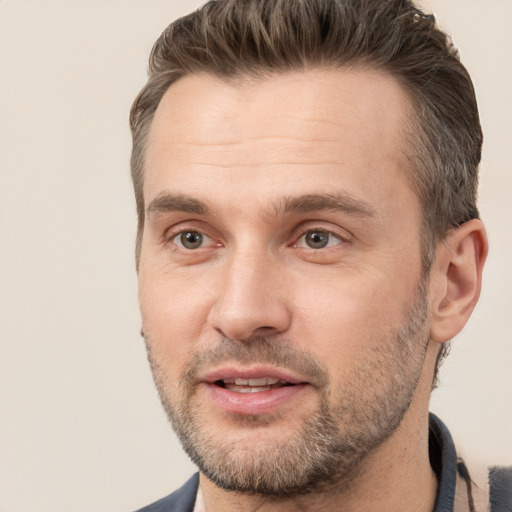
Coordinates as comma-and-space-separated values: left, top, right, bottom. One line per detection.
204, 383, 309, 415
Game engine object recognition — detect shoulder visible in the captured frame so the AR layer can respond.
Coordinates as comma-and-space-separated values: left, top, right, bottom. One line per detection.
429, 414, 511, 512
133, 473, 199, 512
455, 460, 512, 512
489, 466, 512, 512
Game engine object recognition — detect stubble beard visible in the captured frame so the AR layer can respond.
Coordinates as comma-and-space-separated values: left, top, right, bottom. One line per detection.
145, 282, 430, 497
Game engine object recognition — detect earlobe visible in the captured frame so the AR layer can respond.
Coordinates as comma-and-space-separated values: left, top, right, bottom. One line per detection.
429, 219, 488, 343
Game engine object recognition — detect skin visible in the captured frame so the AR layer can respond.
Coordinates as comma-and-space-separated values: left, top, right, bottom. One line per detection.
138, 68, 488, 512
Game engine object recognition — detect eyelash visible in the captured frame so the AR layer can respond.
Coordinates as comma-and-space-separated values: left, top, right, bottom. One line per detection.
164, 225, 350, 252
163, 227, 218, 252
293, 227, 347, 249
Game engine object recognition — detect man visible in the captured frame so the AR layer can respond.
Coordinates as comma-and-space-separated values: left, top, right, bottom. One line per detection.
129, 1, 509, 511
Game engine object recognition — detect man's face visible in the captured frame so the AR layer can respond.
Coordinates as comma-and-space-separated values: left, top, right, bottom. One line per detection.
138, 68, 431, 495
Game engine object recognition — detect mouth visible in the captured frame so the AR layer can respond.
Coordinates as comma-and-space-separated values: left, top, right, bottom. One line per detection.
200, 367, 309, 415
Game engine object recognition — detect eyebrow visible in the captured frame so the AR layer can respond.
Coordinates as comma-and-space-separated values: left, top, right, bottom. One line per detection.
146, 191, 376, 220
273, 193, 376, 218
147, 194, 210, 219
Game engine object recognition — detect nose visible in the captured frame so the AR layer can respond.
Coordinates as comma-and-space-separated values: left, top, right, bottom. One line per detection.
207, 248, 292, 341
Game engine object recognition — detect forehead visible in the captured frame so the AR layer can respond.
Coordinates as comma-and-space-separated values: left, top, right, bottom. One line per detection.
144, 67, 416, 215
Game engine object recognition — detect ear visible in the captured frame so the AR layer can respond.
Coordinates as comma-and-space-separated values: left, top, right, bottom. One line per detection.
429, 219, 488, 343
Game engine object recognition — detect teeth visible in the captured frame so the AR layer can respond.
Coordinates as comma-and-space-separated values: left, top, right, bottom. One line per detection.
225, 385, 272, 393
234, 377, 281, 386
219, 377, 288, 393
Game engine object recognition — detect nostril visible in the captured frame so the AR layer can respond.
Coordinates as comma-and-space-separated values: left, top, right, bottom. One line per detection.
208, 293, 292, 341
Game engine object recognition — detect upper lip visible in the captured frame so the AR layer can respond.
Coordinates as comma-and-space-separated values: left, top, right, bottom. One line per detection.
199, 365, 308, 385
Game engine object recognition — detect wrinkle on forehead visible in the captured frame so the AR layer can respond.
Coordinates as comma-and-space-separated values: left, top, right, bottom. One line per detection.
147, 67, 410, 152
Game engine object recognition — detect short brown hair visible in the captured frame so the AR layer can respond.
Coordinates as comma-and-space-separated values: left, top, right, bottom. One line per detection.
130, 0, 483, 380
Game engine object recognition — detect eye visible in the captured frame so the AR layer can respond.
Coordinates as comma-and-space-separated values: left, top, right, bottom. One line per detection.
295, 230, 343, 249
173, 230, 212, 250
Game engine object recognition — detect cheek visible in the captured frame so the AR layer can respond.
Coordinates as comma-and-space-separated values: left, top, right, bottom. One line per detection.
139, 257, 214, 320
138, 266, 216, 375
289, 269, 416, 368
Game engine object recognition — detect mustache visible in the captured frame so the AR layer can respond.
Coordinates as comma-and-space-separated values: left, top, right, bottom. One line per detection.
180, 336, 329, 389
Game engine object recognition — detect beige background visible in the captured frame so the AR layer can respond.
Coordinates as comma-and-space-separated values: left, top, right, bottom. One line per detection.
0, 1, 510, 511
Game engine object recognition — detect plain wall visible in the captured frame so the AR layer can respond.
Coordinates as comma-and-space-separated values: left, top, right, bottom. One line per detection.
0, 1, 510, 511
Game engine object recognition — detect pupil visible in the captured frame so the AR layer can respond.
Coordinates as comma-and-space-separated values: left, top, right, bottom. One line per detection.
181, 231, 203, 249
306, 231, 328, 248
